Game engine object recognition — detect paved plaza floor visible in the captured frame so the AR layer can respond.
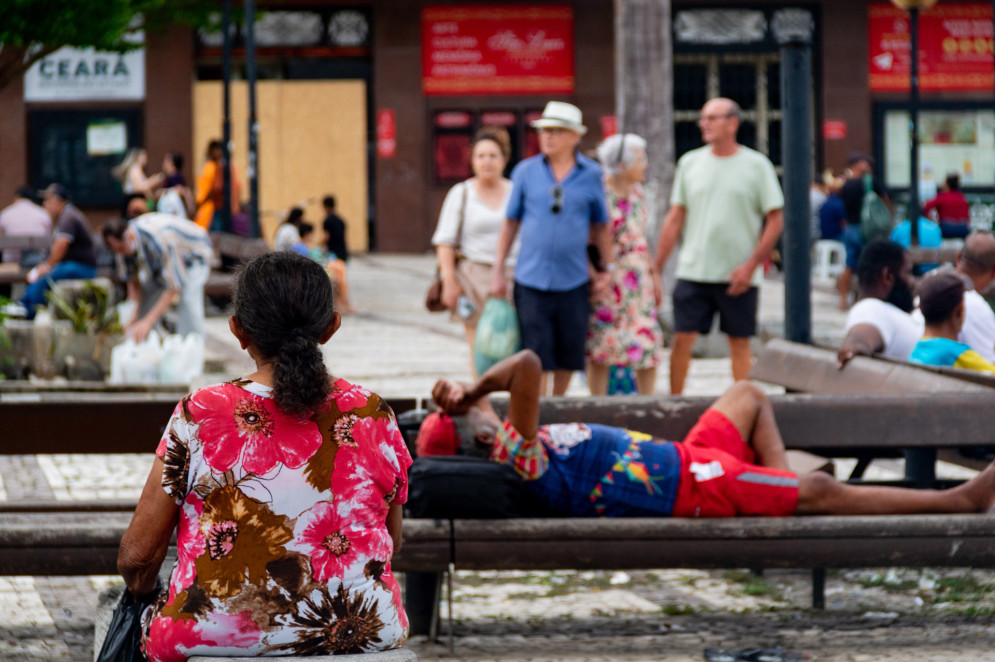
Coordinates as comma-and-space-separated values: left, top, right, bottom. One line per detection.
3, 254, 993, 661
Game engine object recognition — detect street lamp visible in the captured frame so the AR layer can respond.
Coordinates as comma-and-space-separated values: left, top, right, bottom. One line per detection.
890, 0, 938, 246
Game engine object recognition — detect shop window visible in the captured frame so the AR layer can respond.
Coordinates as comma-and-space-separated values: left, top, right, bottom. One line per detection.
28, 108, 143, 207
719, 63, 756, 111
673, 53, 783, 167
479, 110, 520, 176
882, 107, 995, 190
674, 64, 708, 112
433, 108, 545, 184
433, 111, 473, 183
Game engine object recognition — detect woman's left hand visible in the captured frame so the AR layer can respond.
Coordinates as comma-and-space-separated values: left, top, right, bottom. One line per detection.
651, 270, 663, 307
118, 457, 179, 597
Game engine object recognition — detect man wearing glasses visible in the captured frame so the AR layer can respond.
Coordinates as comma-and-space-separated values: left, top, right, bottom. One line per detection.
653, 97, 784, 394
491, 101, 612, 396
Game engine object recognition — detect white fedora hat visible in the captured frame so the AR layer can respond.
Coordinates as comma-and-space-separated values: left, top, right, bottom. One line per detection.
530, 101, 587, 135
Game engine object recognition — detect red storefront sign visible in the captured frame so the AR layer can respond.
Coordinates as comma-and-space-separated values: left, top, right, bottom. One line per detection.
822, 120, 848, 140
600, 115, 618, 139
869, 3, 994, 92
422, 5, 574, 96
376, 109, 396, 158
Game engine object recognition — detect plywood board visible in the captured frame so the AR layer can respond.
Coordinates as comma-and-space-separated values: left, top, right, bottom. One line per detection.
192, 80, 368, 252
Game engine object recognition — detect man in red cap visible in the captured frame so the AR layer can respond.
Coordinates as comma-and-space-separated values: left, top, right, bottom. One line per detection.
419, 350, 995, 518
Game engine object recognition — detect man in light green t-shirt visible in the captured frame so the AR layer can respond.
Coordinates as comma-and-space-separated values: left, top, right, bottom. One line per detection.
653, 98, 784, 394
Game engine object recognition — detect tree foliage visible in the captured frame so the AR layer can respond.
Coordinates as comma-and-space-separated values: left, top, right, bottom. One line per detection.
0, 0, 218, 91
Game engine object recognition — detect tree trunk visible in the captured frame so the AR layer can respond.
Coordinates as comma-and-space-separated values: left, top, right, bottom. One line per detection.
613, 0, 675, 242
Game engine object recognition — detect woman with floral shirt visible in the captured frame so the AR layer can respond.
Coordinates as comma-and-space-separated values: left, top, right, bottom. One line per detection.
118, 252, 412, 660
586, 133, 663, 395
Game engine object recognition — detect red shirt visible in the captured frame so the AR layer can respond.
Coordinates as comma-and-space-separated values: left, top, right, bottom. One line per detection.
924, 191, 969, 223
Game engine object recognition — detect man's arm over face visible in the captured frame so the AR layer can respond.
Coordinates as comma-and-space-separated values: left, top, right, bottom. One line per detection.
433, 350, 543, 440
837, 323, 886, 368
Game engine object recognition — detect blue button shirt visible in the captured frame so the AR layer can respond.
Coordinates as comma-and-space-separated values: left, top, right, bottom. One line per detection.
506, 153, 609, 292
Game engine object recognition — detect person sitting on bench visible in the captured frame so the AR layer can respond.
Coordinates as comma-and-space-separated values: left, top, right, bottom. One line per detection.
838, 239, 922, 367
910, 268, 995, 374
420, 349, 995, 518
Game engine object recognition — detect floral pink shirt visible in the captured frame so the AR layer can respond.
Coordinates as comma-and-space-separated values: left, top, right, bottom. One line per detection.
142, 378, 412, 661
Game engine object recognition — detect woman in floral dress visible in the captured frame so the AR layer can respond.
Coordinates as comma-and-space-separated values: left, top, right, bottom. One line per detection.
586, 133, 663, 395
118, 252, 412, 660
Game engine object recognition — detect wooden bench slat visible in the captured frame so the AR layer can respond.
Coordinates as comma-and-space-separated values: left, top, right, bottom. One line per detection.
1, 514, 993, 576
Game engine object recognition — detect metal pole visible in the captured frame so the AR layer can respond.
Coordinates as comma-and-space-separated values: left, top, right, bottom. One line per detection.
221, 0, 233, 234
778, 21, 813, 344
909, 6, 921, 245
245, 0, 259, 238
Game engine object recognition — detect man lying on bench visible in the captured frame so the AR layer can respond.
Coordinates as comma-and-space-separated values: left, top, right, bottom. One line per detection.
419, 350, 995, 517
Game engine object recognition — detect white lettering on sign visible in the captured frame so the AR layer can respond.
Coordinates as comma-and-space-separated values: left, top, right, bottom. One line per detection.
24, 43, 145, 101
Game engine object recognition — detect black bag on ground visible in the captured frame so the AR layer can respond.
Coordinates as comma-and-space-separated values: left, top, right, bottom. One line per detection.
96, 582, 161, 662
406, 455, 562, 519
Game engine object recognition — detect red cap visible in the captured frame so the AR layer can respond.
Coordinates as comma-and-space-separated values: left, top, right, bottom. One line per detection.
416, 412, 460, 457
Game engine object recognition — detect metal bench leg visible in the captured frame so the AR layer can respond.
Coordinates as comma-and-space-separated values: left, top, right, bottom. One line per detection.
403, 571, 442, 637
905, 449, 937, 489
447, 562, 455, 654
812, 568, 825, 610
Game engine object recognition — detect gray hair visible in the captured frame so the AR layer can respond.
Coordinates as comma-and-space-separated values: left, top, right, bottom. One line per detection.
597, 133, 648, 176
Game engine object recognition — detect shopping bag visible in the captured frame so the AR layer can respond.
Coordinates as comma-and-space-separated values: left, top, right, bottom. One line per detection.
95, 583, 160, 662
473, 298, 521, 376
109, 330, 163, 384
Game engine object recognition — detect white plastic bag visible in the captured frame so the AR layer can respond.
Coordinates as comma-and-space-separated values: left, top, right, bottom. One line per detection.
159, 333, 205, 384
109, 330, 162, 384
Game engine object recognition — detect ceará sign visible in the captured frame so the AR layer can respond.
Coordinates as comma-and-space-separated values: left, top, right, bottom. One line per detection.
24, 40, 145, 102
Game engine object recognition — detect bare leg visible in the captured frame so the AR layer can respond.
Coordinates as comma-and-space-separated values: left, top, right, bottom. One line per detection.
586, 362, 609, 396
552, 369, 573, 396
635, 366, 657, 395
464, 324, 477, 379
728, 336, 753, 381
670, 332, 697, 395
539, 372, 549, 396
705, 381, 790, 471
797, 464, 995, 515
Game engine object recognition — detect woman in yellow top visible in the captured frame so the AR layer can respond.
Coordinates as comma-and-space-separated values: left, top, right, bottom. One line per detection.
195, 139, 241, 230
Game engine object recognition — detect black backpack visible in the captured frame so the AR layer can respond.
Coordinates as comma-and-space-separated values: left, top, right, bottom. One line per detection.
406, 455, 562, 519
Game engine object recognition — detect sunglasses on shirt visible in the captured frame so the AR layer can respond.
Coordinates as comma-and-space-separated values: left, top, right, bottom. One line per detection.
551, 185, 563, 214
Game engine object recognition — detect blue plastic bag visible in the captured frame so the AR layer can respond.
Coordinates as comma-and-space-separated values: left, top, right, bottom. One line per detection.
473, 298, 521, 376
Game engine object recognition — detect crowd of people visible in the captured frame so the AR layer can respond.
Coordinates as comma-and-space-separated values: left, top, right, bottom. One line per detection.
432, 97, 782, 396
811, 153, 975, 309
0, 138, 352, 341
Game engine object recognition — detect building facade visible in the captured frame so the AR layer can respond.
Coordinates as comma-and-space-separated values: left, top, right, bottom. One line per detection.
0, 0, 991, 251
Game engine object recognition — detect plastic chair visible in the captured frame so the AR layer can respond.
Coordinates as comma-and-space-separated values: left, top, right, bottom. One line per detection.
811, 239, 846, 281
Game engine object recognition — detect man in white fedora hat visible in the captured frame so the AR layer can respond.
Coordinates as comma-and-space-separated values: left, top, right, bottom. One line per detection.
491, 101, 612, 396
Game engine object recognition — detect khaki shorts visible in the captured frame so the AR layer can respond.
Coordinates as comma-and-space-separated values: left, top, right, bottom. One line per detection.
453, 259, 514, 326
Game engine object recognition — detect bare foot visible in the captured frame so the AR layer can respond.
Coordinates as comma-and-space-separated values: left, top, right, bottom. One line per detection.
958, 460, 995, 512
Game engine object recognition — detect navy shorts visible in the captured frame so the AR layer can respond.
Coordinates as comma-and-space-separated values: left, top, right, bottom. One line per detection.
672, 279, 758, 338
513, 281, 589, 371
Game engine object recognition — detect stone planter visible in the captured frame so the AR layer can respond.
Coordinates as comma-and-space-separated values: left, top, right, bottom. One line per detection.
52, 320, 121, 380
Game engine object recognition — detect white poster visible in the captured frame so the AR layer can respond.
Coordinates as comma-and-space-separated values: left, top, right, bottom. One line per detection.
86, 121, 128, 156
885, 109, 995, 188
24, 42, 145, 102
